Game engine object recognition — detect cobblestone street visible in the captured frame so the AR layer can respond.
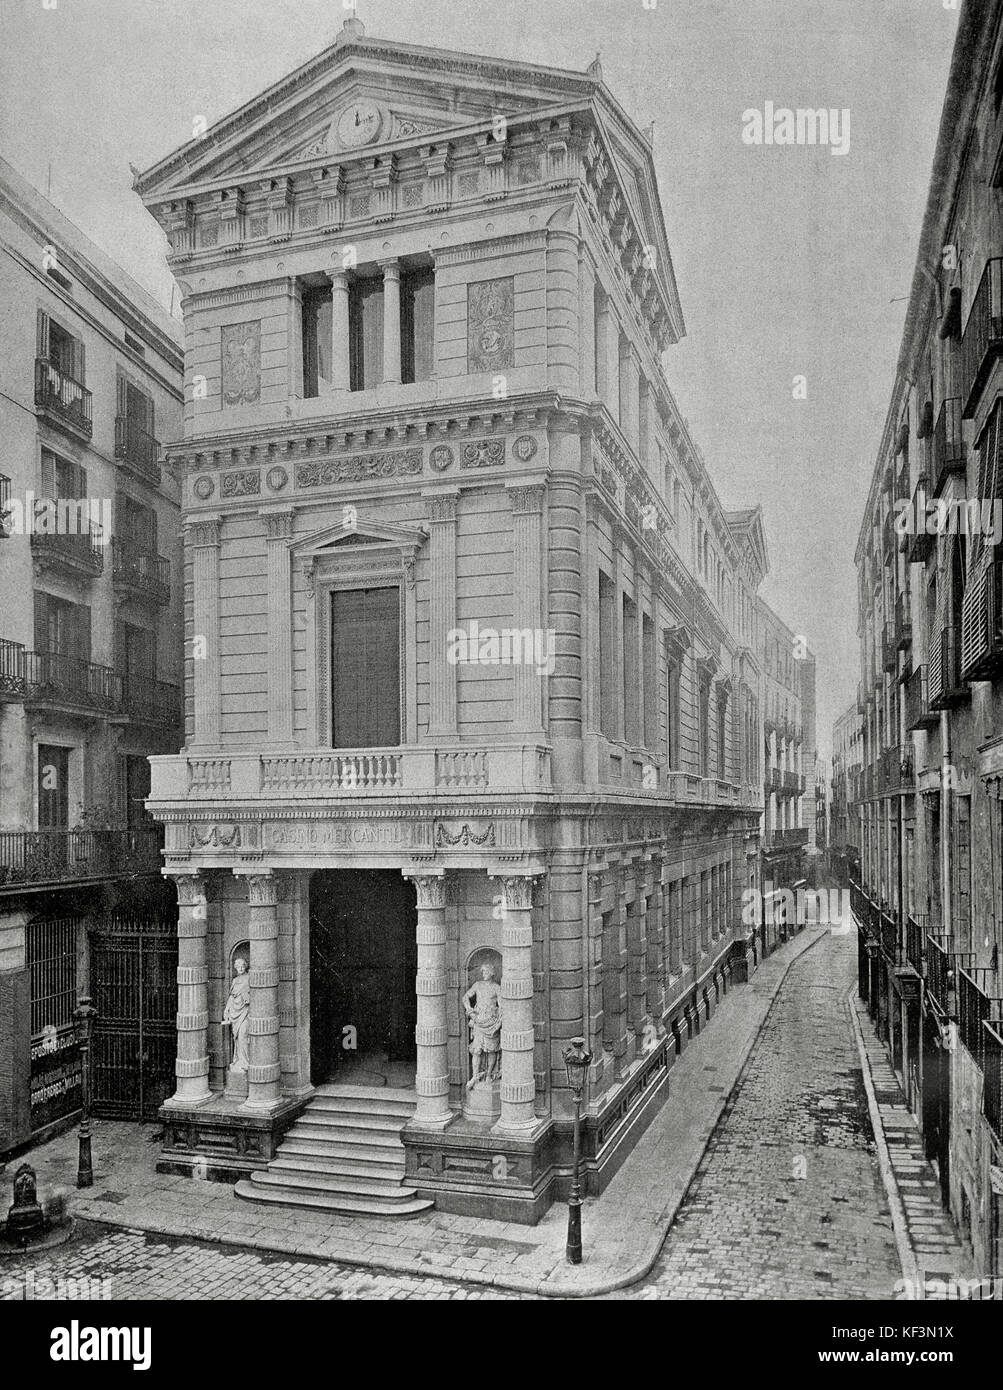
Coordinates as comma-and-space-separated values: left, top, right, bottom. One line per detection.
620, 928, 902, 1299
0, 927, 938, 1301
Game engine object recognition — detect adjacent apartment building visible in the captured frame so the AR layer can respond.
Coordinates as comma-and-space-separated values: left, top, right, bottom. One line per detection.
133, 19, 788, 1223
829, 700, 861, 884
758, 598, 815, 891
850, 0, 1003, 1276
0, 158, 184, 1156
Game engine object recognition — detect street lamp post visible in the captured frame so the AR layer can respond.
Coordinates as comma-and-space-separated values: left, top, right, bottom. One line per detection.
72, 995, 96, 1189
562, 1036, 592, 1265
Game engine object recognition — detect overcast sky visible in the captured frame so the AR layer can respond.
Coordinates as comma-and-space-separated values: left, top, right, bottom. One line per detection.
0, 0, 958, 761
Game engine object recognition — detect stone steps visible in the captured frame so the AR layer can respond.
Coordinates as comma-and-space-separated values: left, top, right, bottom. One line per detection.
233, 1084, 433, 1219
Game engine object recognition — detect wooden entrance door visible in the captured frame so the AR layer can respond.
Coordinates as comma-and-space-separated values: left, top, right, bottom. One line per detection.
309, 870, 417, 1084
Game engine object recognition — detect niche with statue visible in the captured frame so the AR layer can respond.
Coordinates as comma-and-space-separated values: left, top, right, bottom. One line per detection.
222, 941, 250, 1099
462, 947, 502, 1121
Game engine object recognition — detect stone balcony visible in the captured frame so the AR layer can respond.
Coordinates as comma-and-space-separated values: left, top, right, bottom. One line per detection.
148, 743, 763, 812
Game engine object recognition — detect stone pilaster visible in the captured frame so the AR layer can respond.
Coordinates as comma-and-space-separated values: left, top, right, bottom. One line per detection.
262, 507, 294, 744
646, 856, 665, 1024
329, 270, 350, 391
619, 340, 640, 452
493, 874, 539, 1134
168, 874, 211, 1106
579, 251, 598, 398
626, 880, 648, 1041
381, 259, 402, 384
407, 872, 452, 1127
426, 491, 458, 736
189, 515, 221, 748
507, 484, 546, 734
240, 873, 281, 1111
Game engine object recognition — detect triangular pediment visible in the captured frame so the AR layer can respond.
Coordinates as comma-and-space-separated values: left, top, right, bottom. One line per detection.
724, 505, 770, 588
135, 24, 596, 201
291, 515, 428, 560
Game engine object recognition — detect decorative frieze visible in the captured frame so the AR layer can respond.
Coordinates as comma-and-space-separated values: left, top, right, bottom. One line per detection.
296, 447, 422, 487
221, 322, 261, 407
221, 469, 261, 498
467, 277, 515, 373
460, 438, 505, 470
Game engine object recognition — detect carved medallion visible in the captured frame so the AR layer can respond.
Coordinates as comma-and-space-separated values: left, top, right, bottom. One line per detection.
429, 444, 454, 472
513, 435, 538, 462
193, 475, 215, 500
266, 466, 289, 492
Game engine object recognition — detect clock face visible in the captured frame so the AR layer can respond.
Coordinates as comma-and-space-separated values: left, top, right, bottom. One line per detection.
335, 100, 383, 149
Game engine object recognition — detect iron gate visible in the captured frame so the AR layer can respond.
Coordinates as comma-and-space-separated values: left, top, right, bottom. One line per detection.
90, 915, 177, 1121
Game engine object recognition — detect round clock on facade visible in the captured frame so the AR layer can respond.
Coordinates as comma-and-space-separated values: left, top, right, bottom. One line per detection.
335, 100, 383, 148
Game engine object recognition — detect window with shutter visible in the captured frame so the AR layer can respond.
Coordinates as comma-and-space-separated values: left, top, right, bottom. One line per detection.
962, 402, 1003, 678
330, 586, 400, 747
36, 309, 49, 360
348, 275, 384, 391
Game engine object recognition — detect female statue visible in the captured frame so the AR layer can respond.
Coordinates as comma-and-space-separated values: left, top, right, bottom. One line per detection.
222, 954, 250, 1072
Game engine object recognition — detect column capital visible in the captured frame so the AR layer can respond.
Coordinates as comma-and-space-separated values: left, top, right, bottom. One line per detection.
329, 269, 350, 292
187, 514, 221, 549
233, 870, 278, 907
489, 873, 538, 911
405, 871, 449, 910
259, 505, 295, 541
169, 872, 205, 907
507, 483, 546, 516
380, 257, 401, 279
425, 489, 459, 525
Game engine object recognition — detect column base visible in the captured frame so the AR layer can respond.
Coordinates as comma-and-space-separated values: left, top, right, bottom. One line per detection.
162, 1089, 213, 1110
491, 1115, 545, 1139
407, 1109, 455, 1133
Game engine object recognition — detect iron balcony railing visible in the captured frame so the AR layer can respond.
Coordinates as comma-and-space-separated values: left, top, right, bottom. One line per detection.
29, 505, 104, 575
961, 258, 1003, 418
895, 594, 912, 650
0, 472, 10, 539
0, 638, 27, 700
24, 651, 121, 713
931, 625, 967, 709
34, 358, 93, 438
984, 1020, 1003, 1145
774, 828, 809, 847
931, 398, 966, 495
111, 539, 170, 604
904, 914, 925, 974
907, 477, 934, 563
770, 768, 781, 791
114, 416, 161, 485
783, 770, 799, 793
926, 935, 975, 1016
0, 827, 163, 888
879, 908, 899, 964
119, 674, 182, 727
958, 967, 1003, 1072
881, 744, 914, 795
904, 663, 938, 731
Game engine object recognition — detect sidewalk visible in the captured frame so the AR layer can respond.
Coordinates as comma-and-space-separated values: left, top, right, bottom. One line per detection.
847, 990, 971, 1297
3, 927, 827, 1298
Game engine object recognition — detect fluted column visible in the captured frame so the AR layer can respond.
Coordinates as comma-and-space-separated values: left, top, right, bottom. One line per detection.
646, 856, 665, 1024
427, 491, 458, 735
407, 872, 452, 1127
240, 873, 281, 1110
508, 484, 546, 733
189, 516, 221, 747
263, 508, 294, 744
381, 259, 402, 384
169, 874, 211, 1106
493, 874, 539, 1134
329, 270, 350, 391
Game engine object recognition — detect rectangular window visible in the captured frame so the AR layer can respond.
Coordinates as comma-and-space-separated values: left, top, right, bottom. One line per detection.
601, 909, 619, 1050
37, 744, 70, 832
123, 754, 152, 831
599, 570, 616, 738
623, 595, 639, 745
400, 266, 435, 384
666, 656, 680, 770
717, 692, 728, 779
349, 274, 384, 391
642, 614, 657, 749
301, 284, 333, 398
698, 680, 710, 777
330, 586, 400, 747
955, 794, 972, 952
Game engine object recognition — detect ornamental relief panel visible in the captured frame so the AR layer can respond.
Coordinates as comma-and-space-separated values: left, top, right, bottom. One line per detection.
467, 276, 514, 373
221, 321, 261, 407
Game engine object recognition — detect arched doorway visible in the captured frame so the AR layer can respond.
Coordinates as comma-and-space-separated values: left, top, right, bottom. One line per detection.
309, 869, 417, 1087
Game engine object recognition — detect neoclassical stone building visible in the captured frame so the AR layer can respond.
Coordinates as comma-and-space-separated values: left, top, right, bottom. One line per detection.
136, 19, 772, 1222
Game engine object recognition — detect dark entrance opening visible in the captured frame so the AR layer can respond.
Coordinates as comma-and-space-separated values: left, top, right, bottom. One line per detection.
309, 869, 417, 1086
